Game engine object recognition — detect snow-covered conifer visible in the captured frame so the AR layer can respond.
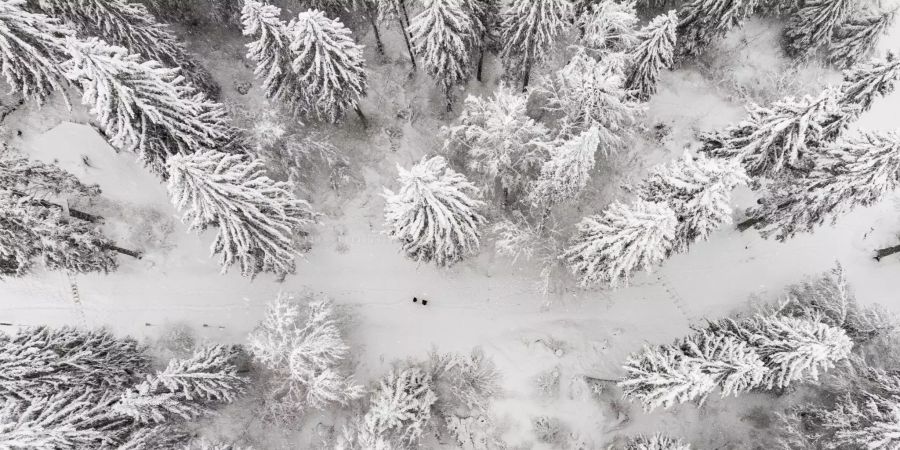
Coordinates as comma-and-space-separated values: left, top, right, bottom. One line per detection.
784, 0, 853, 58
289, 10, 368, 122
499, 0, 573, 89
0, 392, 108, 448
563, 199, 677, 287
461, 0, 500, 81
363, 367, 438, 446
113, 384, 204, 424
148, 345, 245, 403
426, 348, 500, 415
0, 0, 71, 105
676, 0, 759, 58
541, 51, 643, 153
34, 0, 218, 96
383, 156, 486, 267
577, 0, 639, 55
409, 0, 477, 109
828, 8, 896, 69
167, 150, 315, 277
837, 52, 900, 117
442, 85, 552, 200
633, 152, 748, 251
375, 0, 417, 67
625, 10, 678, 100
625, 433, 692, 450
528, 126, 599, 207
63, 37, 231, 173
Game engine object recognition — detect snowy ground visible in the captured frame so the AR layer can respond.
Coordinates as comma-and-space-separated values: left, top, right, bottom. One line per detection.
2, 13, 900, 450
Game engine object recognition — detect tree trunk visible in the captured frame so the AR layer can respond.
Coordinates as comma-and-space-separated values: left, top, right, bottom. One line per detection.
398, 15, 417, 69
476, 47, 486, 82
521, 59, 533, 92
399, 0, 411, 25
874, 244, 900, 261
736, 216, 763, 232
354, 105, 369, 129
445, 88, 453, 112
103, 244, 143, 259
367, 7, 385, 55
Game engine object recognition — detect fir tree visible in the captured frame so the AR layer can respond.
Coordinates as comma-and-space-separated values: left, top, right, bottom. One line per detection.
676, 0, 760, 58
289, 10, 368, 123
63, 37, 231, 174
784, 0, 854, 58
382, 156, 487, 267
828, 7, 896, 69
563, 199, 677, 287
499, 0, 573, 90
0, 0, 71, 105
577, 0, 639, 55
625, 433, 692, 450
363, 367, 438, 446
837, 51, 900, 117
409, 0, 477, 110
0, 391, 109, 449
166, 149, 315, 278
528, 126, 600, 208
625, 10, 678, 100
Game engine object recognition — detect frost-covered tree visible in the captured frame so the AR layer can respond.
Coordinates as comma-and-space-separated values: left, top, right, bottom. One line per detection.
246, 293, 362, 421
0, 0, 71, 105
625, 433, 692, 450
625, 10, 677, 100
63, 37, 231, 173
462, 0, 500, 81
376, 0, 417, 67
836, 51, 900, 118
442, 85, 552, 201
409, 0, 477, 110
828, 7, 896, 69
33, 0, 218, 96
577, 0, 639, 54
383, 156, 486, 267
563, 199, 677, 287
289, 10, 368, 123
167, 150, 315, 277
541, 51, 643, 153
0, 391, 110, 449
633, 152, 748, 251
528, 126, 599, 208
362, 367, 438, 446
499, 0, 573, 89
676, 0, 760, 58
425, 348, 500, 415
784, 0, 853, 58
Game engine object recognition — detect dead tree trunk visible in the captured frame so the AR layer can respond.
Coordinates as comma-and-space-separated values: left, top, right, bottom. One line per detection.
354, 105, 369, 129
736, 216, 763, 232
103, 244, 143, 259
874, 244, 900, 261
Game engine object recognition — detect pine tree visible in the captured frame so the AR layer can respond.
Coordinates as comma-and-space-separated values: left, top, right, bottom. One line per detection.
625, 10, 678, 100
383, 156, 487, 267
499, 0, 573, 90
828, 7, 896, 69
676, 0, 760, 58
363, 367, 438, 446
528, 126, 600, 208
577, 0, 639, 55
442, 85, 552, 201
409, 0, 477, 110
289, 10, 368, 123
784, 0, 854, 58
633, 152, 748, 251
837, 51, 900, 117
63, 37, 231, 174
0, 392, 109, 449
461, 0, 500, 82
563, 199, 677, 287
0, 0, 72, 105
625, 433, 692, 450
33, 0, 219, 97
167, 150, 314, 278
147, 345, 245, 403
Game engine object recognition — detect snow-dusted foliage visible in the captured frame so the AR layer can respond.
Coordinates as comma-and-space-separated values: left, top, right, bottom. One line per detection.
289, 10, 368, 122
167, 150, 315, 277
63, 37, 231, 173
445, 414, 504, 449
676, 0, 759, 58
698, 87, 842, 178
246, 293, 362, 421
633, 152, 748, 251
34, 0, 217, 95
499, 0, 573, 88
409, 0, 477, 108
426, 348, 500, 415
362, 367, 438, 446
828, 8, 896, 69
0, 390, 109, 449
837, 51, 900, 118
442, 85, 552, 199
540, 51, 643, 153
563, 199, 677, 287
148, 345, 245, 403
577, 0, 639, 54
784, 0, 853, 58
0, 0, 71, 105
492, 213, 542, 263
462, 0, 500, 80
625, 433, 692, 450
625, 10, 677, 99
743, 131, 900, 241
528, 126, 599, 207
383, 156, 487, 267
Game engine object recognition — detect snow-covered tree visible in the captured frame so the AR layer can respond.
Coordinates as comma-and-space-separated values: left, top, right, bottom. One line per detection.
540, 51, 643, 153
742, 131, 900, 241
625, 433, 692, 450
167, 150, 315, 278
828, 7, 896, 69
425, 348, 500, 415
289, 10, 368, 123
698, 87, 842, 178
409, 0, 477, 110
836, 51, 900, 118
0, 391, 109, 449
462, 0, 500, 81
383, 156, 486, 267
784, 0, 854, 58
247, 293, 362, 421
528, 126, 599, 207
563, 199, 677, 287
376, 0, 418, 67
0, 0, 71, 105
499, 0, 573, 89
577, 0, 639, 54
362, 367, 438, 446
63, 37, 231, 173
33, 0, 218, 96
625, 10, 677, 99
442, 85, 552, 200
633, 152, 748, 251
676, 0, 760, 58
